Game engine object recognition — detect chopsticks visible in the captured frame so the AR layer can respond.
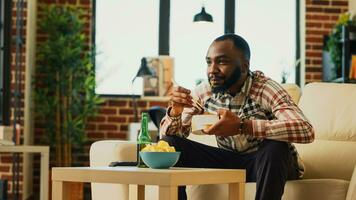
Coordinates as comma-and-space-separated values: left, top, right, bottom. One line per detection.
171, 79, 204, 111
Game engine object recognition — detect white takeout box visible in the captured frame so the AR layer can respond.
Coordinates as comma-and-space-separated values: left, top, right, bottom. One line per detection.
191, 114, 219, 135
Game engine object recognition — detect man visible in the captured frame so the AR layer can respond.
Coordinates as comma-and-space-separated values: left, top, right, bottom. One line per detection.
160, 34, 314, 200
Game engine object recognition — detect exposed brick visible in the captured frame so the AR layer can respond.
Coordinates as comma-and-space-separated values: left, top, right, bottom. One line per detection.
0, 166, 10, 172
128, 117, 136, 123
311, 45, 323, 50
306, 22, 322, 28
306, 37, 323, 43
314, 73, 322, 80
323, 23, 335, 29
331, 1, 348, 6
120, 125, 128, 131
1, 155, 13, 163
129, 101, 148, 108
310, 0, 330, 6
323, 8, 341, 13
99, 108, 117, 115
98, 124, 117, 131
330, 15, 339, 20
108, 100, 127, 107
306, 30, 330, 36
306, 7, 323, 12
80, 0, 91, 4
119, 108, 134, 115
312, 59, 322, 65
87, 132, 105, 139
148, 101, 168, 108
88, 116, 106, 122
107, 132, 127, 139
107, 116, 127, 123
306, 74, 312, 80
306, 14, 330, 20
306, 51, 322, 57
306, 67, 322, 72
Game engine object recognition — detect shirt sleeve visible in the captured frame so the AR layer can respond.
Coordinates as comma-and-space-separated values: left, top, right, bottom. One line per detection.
159, 87, 205, 138
159, 106, 195, 138
251, 80, 315, 143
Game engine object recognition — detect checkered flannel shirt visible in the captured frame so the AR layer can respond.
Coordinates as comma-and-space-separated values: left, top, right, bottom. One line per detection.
160, 71, 314, 177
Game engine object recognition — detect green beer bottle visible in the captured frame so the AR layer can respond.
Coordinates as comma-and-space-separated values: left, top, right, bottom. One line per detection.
137, 112, 152, 168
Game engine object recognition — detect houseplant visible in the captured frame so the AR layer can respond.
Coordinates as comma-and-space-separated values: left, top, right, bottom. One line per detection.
34, 4, 102, 167
326, 12, 356, 78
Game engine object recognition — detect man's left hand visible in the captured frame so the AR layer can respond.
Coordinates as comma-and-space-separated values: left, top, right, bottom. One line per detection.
203, 109, 241, 136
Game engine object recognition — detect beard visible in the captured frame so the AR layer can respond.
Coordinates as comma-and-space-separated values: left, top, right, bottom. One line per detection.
209, 67, 241, 94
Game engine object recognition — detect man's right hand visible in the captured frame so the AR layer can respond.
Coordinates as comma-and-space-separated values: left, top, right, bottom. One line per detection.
169, 86, 193, 117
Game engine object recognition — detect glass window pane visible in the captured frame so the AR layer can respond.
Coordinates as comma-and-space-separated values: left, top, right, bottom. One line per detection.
170, 0, 224, 88
236, 0, 296, 83
95, 0, 159, 95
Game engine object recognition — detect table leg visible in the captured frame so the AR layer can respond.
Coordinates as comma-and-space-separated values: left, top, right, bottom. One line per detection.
229, 182, 245, 200
137, 185, 145, 200
159, 185, 178, 200
52, 181, 70, 200
40, 151, 49, 200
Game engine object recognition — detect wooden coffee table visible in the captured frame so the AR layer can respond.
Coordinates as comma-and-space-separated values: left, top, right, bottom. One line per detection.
52, 166, 246, 200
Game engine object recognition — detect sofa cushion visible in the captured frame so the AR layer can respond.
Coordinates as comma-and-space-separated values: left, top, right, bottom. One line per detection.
294, 139, 356, 180
185, 179, 349, 200
298, 82, 356, 141
281, 83, 301, 104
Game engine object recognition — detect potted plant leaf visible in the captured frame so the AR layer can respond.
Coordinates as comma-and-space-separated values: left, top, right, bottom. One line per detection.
34, 4, 102, 199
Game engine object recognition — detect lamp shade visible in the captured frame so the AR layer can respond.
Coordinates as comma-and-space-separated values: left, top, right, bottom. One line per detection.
132, 57, 154, 83
193, 7, 213, 22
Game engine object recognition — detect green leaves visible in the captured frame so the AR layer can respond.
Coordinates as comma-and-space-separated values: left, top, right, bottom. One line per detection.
34, 4, 102, 166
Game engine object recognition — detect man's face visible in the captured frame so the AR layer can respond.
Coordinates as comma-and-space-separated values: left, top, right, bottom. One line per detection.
206, 40, 248, 94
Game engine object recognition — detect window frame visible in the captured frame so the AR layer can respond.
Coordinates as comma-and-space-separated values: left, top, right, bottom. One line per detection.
92, 0, 300, 96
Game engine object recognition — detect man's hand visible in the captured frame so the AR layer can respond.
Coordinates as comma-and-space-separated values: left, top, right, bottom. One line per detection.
203, 109, 241, 136
169, 86, 193, 117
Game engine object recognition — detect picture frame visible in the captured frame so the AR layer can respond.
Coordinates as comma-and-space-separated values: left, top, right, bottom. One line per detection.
143, 56, 174, 97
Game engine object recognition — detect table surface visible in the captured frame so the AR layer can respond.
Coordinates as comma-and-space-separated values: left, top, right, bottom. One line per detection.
52, 166, 246, 186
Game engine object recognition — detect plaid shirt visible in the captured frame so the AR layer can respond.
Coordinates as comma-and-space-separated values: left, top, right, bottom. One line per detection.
160, 71, 314, 177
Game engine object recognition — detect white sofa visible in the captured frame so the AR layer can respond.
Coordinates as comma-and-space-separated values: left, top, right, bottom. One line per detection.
90, 83, 356, 200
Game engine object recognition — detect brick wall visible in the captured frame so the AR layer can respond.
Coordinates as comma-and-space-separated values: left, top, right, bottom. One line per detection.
0, 0, 27, 199
85, 99, 168, 145
305, 0, 349, 83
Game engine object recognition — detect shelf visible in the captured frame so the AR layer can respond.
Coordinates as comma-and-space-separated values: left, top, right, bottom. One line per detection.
331, 77, 356, 83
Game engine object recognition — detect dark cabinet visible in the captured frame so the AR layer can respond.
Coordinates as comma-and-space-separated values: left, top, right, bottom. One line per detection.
333, 25, 356, 83
340, 25, 356, 83
323, 25, 356, 83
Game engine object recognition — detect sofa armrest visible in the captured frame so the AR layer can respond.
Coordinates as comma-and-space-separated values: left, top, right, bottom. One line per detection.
89, 140, 137, 200
346, 165, 356, 200
89, 140, 136, 167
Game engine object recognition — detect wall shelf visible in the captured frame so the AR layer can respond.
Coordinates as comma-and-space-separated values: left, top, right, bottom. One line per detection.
340, 25, 356, 83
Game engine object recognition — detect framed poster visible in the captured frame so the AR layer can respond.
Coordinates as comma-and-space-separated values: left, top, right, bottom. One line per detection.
143, 56, 174, 97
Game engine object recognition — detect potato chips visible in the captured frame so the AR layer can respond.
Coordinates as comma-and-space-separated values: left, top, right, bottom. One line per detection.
141, 140, 176, 152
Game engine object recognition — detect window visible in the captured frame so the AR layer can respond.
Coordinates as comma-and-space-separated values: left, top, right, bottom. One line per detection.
236, 0, 296, 83
170, 0, 224, 88
95, 0, 159, 95
95, 0, 297, 95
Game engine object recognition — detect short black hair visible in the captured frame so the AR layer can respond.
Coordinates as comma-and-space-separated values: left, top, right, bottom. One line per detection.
214, 34, 251, 61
